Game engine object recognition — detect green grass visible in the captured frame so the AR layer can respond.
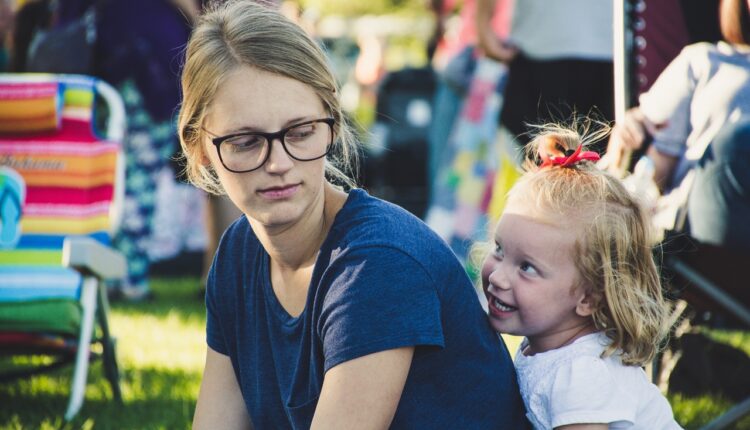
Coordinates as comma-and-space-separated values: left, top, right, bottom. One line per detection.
0, 278, 205, 430
0, 278, 748, 429
671, 393, 750, 429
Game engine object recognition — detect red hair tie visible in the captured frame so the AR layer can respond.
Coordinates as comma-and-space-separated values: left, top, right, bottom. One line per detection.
539, 144, 600, 168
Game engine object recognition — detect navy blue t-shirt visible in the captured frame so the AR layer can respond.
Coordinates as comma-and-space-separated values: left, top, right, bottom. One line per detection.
206, 189, 528, 429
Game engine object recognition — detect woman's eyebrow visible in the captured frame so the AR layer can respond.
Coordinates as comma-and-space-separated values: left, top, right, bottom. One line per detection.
220, 115, 323, 135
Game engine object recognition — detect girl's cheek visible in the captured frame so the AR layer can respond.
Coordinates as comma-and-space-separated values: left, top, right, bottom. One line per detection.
480, 258, 493, 292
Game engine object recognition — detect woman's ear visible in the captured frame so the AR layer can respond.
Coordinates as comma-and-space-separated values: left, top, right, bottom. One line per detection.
197, 139, 213, 167
200, 149, 211, 167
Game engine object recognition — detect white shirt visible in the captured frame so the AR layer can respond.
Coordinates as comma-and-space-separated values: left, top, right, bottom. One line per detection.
639, 42, 750, 186
509, 0, 613, 61
514, 332, 683, 429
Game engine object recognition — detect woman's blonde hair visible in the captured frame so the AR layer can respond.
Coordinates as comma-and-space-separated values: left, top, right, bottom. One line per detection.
177, 0, 358, 194
508, 122, 671, 366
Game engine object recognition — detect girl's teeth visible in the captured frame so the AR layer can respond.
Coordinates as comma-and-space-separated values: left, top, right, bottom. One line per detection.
493, 298, 516, 312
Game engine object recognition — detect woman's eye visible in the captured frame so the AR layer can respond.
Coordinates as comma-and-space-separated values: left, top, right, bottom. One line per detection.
493, 243, 503, 258
520, 262, 538, 275
286, 124, 315, 142
226, 134, 264, 150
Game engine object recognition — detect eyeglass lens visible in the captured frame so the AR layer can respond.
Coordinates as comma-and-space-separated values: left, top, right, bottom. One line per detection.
218, 120, 332, 172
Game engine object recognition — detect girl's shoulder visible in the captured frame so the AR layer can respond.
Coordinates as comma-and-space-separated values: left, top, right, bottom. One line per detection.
516, 332, 648, 391
518, 334, 676, 429
517, 334, 642, 429
516, 333, 634, 388
515, 332, 610, 368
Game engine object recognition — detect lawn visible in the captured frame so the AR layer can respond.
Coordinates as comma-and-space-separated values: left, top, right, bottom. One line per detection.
0, 278, 205, 430
0, 278, 747, 429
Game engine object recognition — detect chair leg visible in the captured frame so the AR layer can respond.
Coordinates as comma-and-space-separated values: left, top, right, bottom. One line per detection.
65, 276, 98, 421
102, 337, 121, 403
700, 397, 750, 430
669, 257, 750, 326
97, 281, 122, 403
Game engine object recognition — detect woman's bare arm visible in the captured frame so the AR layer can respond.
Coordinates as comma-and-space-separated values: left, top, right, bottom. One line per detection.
193, 347, 253, 430
311, 346, 414, 430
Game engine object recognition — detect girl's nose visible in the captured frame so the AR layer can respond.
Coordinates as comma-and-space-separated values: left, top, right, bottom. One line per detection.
487, 265, 511, 291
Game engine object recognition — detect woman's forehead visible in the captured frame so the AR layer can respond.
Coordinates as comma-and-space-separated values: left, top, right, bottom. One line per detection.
205, 66, 325, 131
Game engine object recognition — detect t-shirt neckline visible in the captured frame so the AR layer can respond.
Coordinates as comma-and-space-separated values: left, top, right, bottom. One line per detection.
260, 189, 364, 323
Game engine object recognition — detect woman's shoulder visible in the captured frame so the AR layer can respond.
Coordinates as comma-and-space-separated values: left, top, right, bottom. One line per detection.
662, 42, 714, 75
324, 189, 465, 276
338, 188, 418, 221
222, 213, 253, 241
681, 41, 716, 54
332, 189, 448, 252
679, 41, 750, 66
214, 214, 260, 263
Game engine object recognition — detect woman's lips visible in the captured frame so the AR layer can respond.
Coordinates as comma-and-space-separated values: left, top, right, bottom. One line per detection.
257, 184, 300, 200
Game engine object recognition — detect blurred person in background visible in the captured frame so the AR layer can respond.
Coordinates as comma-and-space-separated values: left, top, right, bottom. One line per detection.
181, 2, 528, 428
8, 0, 206, 300
606, 0, 750, 253
0, 0, 13, 71
426, 0, 513, 197
8, 0, 51, 72
91, 0, 206, 300
479, 0, 614, 148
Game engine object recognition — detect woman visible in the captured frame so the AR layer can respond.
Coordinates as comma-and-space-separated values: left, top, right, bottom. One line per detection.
179, 2, 528, 429
607, 0, 750, 252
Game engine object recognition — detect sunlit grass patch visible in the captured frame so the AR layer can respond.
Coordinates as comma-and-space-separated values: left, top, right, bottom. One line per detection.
670, 393, 750, 429
0, 278, 205, 429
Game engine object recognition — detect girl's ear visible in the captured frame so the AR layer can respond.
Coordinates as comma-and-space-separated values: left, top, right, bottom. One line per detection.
575, 289, 596, 318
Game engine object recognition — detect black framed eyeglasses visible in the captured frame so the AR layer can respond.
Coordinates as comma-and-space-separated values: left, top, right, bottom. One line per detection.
206, 118, 335, 173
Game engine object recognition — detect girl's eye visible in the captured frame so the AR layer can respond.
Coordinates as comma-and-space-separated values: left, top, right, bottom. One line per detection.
520, 262, 538, 275
493, 242, 503, 258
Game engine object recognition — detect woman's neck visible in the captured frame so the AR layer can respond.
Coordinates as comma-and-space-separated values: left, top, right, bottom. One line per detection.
252, 182, 347, 272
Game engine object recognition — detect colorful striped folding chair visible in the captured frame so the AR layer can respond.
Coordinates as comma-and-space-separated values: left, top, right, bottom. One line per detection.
0, 74, 126, 420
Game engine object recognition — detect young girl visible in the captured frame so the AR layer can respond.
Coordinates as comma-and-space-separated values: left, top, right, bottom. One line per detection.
481, 124, 683, 429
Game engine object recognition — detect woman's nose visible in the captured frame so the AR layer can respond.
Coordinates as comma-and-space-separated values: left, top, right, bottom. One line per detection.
264, 138, 294, 173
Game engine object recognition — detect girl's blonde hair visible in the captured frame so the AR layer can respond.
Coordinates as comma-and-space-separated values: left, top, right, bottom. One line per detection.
177, 0, 358, 194
509, 122, 671, 366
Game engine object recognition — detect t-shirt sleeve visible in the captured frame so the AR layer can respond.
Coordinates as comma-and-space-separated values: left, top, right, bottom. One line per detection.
318, 246, 445, 372
548, 356, 637, 428
205, 266, 229, 355
638, 44, 701, 157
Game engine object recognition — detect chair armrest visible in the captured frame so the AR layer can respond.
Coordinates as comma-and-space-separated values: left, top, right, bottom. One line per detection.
62, 237, 126, 280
